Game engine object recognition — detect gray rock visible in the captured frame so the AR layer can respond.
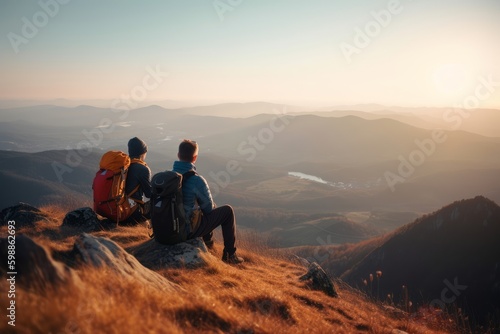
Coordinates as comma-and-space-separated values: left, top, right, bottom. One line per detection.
73, 233, 182, 292
0, 234, 73, 290
131, 238, 212, 269
62, 207, 108, 232
299, 262, 339, 298
0, 203, 51, 227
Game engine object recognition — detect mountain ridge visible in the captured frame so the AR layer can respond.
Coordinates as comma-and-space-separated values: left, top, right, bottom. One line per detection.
294, 196, 500, 328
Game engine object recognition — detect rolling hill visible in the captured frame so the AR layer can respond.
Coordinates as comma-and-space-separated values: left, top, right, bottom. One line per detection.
269, 216, 379, 248
314, 106, 500, 138
0, 150, 100, 208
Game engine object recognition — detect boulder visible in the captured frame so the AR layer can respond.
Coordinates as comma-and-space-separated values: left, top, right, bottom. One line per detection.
131, 238, 213, 269
0, 203, 52, 227
62, 207, 111, 232
299, 262, 339, 298
0, 234, 73, 290
73, 233, 182, 292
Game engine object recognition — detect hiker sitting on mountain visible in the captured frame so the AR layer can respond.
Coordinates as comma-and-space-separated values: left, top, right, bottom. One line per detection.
124, 137, 152, 224
172, 139, 244, 264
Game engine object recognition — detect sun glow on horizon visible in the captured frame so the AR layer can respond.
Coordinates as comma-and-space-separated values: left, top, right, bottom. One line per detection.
432, 63, 470, 97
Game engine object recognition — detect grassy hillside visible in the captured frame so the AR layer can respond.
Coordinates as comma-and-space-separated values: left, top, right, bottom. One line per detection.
0, 205, 455, 334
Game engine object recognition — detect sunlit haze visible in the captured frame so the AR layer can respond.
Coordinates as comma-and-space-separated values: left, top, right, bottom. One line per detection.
0, 0, 499, 108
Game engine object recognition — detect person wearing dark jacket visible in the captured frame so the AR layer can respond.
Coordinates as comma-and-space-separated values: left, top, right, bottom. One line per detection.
172, 139, 244, 264
125, 137, 152, 224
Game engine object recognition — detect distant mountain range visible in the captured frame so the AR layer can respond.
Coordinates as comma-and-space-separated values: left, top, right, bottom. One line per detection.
2, 100, 498, 137
0, 103, 499, 221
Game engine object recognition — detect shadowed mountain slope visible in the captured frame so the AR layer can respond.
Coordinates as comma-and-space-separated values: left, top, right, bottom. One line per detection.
294, 196, 500, 328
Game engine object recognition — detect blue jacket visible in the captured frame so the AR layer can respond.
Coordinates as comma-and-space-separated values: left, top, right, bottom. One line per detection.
172, 161, 214, 220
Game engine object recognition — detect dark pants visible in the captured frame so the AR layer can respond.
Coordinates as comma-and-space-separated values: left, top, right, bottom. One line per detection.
189, 205, 237, 255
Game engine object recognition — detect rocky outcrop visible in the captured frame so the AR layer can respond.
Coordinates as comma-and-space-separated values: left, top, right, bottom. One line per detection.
299, 262, 338, 298
62, 207, 112, 232
0, 234, 73, 290
131, 238, 212, 269
0, 203, 52, 227
73, 233, 182, 292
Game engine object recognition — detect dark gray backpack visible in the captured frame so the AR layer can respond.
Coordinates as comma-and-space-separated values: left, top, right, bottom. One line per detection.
150, 171, 195, 244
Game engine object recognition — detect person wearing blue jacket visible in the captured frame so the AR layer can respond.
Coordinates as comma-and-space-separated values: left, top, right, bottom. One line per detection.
172, 139, 244, 264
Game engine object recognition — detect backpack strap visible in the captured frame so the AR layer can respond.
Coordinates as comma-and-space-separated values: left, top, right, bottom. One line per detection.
130, 158, 148, 167
126, 184, 145, 205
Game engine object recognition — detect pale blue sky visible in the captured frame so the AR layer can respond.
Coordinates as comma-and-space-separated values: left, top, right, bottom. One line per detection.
1, 0, 499, 107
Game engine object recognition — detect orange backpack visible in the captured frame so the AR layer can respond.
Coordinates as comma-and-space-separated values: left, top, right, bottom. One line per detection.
92, 151, 142, 223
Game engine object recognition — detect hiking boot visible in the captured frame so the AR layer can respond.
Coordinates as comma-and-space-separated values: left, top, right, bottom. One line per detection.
222, 252, 244, 264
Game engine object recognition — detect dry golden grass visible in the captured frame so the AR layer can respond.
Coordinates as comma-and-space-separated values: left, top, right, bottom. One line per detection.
0, 206, 456, 334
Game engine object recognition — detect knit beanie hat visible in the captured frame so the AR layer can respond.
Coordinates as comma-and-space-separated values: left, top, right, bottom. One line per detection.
128, 137, 148, 157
